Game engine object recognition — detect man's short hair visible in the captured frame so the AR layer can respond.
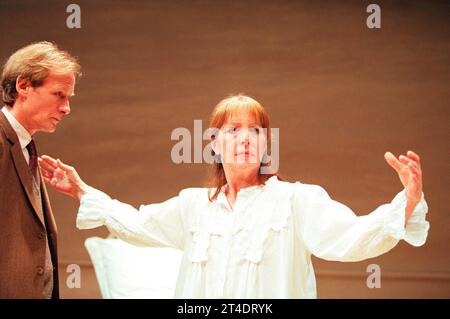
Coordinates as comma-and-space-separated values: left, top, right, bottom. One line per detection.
1, 41, 81, 106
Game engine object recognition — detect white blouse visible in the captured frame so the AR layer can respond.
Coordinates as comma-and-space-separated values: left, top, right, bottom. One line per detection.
77, 175, 429, 298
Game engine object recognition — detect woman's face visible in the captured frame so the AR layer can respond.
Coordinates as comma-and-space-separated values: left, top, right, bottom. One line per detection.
213, 110, 267, 170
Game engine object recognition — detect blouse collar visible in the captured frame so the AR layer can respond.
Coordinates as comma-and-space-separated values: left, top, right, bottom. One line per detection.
215, 175, 279, 208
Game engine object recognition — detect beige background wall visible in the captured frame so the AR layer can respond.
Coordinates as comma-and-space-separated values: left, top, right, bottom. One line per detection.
0, 0, 448, 298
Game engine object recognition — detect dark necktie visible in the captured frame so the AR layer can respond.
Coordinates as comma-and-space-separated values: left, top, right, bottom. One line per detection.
26, 139, 52, 297
26, 139, 40, 185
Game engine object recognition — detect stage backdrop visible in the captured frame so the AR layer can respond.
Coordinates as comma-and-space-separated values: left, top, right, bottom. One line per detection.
0, 0, 449, 298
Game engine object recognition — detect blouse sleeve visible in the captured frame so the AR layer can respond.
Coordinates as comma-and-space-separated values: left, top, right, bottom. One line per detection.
293, 182, 430, 262
76, 186, 197, 250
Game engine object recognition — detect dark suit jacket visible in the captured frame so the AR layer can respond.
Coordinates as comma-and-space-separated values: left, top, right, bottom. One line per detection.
0, 111, 59, 298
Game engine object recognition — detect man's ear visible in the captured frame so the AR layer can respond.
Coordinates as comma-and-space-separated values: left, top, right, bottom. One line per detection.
15, 76, 31, 98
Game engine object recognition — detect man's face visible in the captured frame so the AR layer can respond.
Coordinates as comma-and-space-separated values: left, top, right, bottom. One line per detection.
21, 72, 75, 134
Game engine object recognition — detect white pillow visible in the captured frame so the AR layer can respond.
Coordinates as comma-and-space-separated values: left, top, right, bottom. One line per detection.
85, 236, 183, 299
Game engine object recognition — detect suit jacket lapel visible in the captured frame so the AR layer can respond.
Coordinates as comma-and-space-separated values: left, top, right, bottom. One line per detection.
41, 173, 57, 236
0, 112, 45, 227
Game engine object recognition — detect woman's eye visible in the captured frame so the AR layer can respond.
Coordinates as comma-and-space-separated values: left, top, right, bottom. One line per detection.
249, 128, 260, 135
226, 127, 238, 134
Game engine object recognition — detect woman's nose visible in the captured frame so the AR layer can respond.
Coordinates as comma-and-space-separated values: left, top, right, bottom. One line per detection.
238, 128, 251, 144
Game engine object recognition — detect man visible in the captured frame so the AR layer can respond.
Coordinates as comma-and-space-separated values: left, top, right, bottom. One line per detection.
0, 42, 81, 298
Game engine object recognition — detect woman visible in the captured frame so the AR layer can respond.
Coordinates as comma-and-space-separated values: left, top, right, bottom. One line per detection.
38, 94, 429, 298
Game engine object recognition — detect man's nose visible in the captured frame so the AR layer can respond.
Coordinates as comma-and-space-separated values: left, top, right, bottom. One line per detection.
60, 100, 71, 115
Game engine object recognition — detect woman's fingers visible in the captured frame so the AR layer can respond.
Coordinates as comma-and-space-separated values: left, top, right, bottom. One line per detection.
40, 155, 58, 168
386, 151, 423, 205
38, 157, 56, 174
402, 156, 421, 176
399, 155, 422, 176
407, 150, 421, 164
397, 153, 421, 171
39, 155, 74, 180
398, 155, 409, 166
384, 152, 403, 172
56, 158, 73, 172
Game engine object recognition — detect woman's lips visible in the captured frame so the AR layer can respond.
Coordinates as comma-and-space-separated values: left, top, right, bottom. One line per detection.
236, 151, 251, 156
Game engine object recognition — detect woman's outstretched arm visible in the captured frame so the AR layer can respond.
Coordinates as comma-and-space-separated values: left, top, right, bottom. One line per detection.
293, 150, 429, 262
38, 154, 193, 250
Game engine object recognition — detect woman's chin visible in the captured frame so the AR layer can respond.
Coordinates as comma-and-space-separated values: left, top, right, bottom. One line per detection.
228, 160, 261, 170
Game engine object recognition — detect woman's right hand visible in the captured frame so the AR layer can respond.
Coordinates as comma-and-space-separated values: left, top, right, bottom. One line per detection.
38, 155, 89, 201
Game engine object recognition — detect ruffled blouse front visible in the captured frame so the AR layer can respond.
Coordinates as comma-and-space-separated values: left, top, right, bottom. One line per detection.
77, 176, 429, 298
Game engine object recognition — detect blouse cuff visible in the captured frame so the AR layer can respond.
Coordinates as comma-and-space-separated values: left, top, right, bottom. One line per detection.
383, 189, 430, 247
76, 186, 114, 229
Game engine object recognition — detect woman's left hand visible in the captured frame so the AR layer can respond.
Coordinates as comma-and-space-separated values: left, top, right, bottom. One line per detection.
384, 150, 423, 222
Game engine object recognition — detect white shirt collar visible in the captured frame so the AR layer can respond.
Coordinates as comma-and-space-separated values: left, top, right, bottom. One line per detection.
216, 175, 279, 208
1, 106, 32, 149
220, 175, 278, 193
